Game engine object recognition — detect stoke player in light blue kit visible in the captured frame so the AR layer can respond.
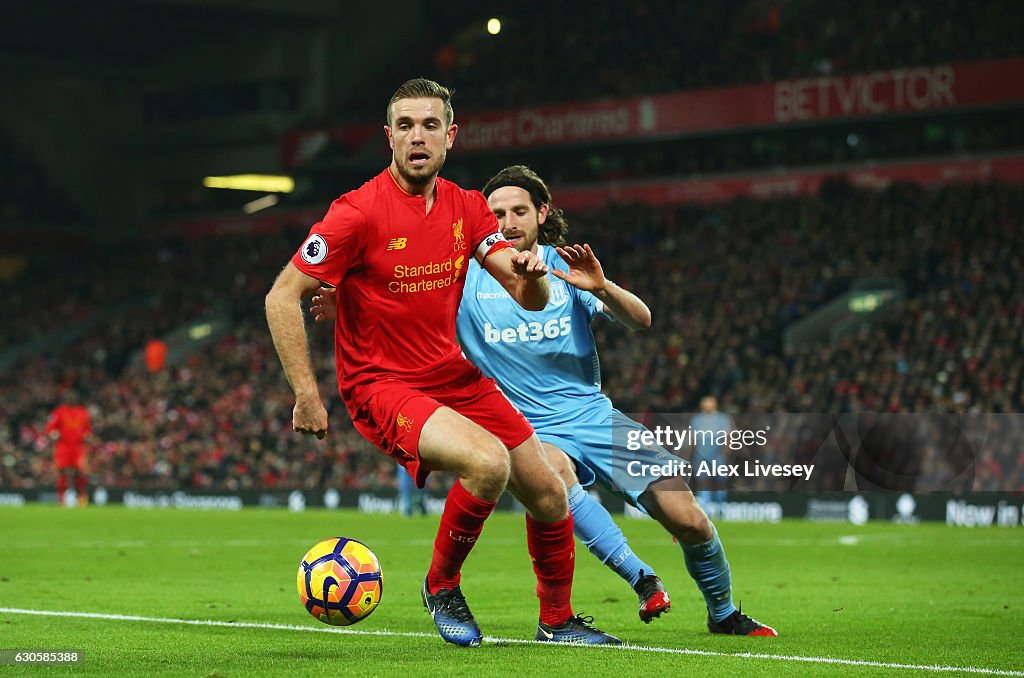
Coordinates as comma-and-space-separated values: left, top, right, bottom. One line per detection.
456, 166, 777, 636
396, 462, 427, 517
690, 396, 733, 518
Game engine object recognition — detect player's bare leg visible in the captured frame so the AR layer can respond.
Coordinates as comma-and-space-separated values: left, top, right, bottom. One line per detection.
541, 443, 670, 622
507, 437, 620, 644
542, 445, 578, 488
418, 407, 510, 501
638, 476, 713, 544
640, 478, 778, 636
506, 435, 567, 522
415, 407, 510, 647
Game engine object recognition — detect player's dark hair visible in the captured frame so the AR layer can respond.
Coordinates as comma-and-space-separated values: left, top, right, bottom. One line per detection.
482, 165, 569, 247
387, 78, 454, 126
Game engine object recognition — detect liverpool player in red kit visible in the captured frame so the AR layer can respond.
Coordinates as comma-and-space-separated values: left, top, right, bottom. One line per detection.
266, 79, 618, 646
46, 390, 92, 507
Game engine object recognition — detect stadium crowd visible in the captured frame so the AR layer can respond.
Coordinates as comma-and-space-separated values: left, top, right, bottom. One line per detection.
1, 179, 1021, 494
162, 0, 1024, 220
326, 0, 1021, 120
432, 111, 1024, 201
282, 0, 1024, 215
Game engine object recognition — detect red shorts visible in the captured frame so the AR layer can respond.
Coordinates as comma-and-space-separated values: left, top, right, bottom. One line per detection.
55, 443, 84, 470
350, 369, 534, 488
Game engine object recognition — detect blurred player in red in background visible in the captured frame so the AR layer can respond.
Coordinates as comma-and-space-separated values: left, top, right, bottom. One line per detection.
45, 389, 92, 507
266, 79, 618, 646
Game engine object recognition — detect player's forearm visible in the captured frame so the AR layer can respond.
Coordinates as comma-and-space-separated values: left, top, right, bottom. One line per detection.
595, 280, 652, 330
483, 248, 550, 310
514, 275, 550, 311
265, 289, 320, 401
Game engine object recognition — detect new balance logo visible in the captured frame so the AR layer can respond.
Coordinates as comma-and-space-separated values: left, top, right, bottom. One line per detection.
387, 237, 408, 251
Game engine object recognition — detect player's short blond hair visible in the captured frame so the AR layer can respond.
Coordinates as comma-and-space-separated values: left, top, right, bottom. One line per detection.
387, 78, 454, 126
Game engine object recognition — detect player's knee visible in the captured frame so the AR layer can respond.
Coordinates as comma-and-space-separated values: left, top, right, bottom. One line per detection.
685, 504, 714, 542
547, 452, 579, 487
468, 439, 511, 491
527, 473, 569, 522
555, 464, 577, 489
674, 499, 713, 543
646, 490, 714, 543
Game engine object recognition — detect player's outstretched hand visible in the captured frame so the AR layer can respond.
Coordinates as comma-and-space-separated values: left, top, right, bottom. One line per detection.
310, 286, 337, 322
552, 243, 607, 292
293, 396, 328, 439
511, 249, 550, 279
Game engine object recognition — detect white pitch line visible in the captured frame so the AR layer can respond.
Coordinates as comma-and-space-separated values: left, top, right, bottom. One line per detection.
1, 608, 1021, 677
0, 538, 502, 550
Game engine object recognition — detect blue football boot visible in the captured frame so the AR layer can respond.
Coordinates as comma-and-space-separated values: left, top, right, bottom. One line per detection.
535, 614, 621, 644
421, 577, 483, 647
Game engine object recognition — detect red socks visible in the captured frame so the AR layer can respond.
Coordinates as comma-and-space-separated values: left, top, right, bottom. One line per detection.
425, 480, 575, 627
526, 513, 575, 626
76, 473, 86, 496
426, 480, 495, 593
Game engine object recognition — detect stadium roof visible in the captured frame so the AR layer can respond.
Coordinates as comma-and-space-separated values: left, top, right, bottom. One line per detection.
0, 0, 340, 78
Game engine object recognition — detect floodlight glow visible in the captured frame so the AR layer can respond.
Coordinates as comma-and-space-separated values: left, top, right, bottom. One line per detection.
487, 18, 501, 35
243, 194, 280, 214
203, 174, 295, 193
189, 323, 212, 340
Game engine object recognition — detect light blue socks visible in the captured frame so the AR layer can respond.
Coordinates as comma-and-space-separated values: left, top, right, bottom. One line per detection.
567, 483, 654, 587
681, 525, 736, 622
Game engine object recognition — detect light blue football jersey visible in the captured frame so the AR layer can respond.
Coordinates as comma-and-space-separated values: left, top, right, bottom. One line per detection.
457, 245, 612, 426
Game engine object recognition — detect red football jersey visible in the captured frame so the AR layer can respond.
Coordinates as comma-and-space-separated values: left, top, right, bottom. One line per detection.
291, 168, 511, 410
45, 405, 91, 446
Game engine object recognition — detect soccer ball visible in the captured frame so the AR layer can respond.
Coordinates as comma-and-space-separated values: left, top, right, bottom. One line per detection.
297, 537, 383, 626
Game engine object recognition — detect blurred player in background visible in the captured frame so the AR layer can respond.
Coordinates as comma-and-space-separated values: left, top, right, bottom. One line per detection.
459, 166, 777, 636
268, 80, 617, 646
689, 396, 733, 517
46, 389, 92, 507
396, 462, 427, 517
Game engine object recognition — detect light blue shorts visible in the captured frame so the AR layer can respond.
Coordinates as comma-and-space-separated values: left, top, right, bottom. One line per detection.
534, 406, 682, 511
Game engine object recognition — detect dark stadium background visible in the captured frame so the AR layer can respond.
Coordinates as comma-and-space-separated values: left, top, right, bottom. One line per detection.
0, 0, 1021, 519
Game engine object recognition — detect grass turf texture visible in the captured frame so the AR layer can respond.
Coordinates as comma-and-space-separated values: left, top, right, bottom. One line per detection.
0, 505, 1021, 677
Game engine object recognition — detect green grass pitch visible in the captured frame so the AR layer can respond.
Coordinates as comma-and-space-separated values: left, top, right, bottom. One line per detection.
0, 505, 1021, 677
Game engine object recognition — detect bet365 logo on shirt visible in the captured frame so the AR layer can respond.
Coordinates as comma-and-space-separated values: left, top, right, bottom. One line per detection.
484, 317, 571, 344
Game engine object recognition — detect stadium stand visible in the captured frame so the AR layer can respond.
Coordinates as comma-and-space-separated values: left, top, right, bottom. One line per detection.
2, 0, 1021, 496
325, 0, 1023, 118
2, 181, 1020, 493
